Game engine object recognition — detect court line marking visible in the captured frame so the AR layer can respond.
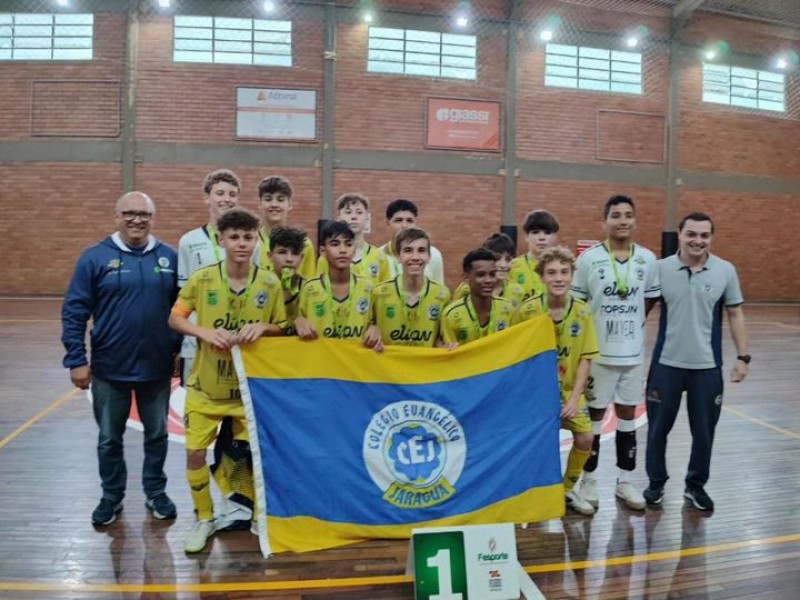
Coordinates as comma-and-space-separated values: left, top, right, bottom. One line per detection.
0, 319, 60, 323
0, 532, 798, 593
0, 388, 81, 450
723, 405, 800, 440
0, 297, 61, 301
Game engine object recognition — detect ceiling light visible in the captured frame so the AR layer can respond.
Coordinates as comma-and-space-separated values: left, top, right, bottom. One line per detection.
703, 41, 729, 63
540, 29, 553, 42
362, 12, 374, 23
626, 36, 639, 48
157, 0, 170, 8
263, 1, 276, 13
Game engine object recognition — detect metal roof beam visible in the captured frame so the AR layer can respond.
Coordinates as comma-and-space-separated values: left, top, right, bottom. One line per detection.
673, 0, 706, 19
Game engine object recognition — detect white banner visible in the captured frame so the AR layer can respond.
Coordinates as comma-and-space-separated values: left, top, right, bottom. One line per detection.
236, 88, 316, 140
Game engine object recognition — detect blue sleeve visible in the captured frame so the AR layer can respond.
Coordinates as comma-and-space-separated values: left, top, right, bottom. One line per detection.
61, 250, 97, 369
167, 247, 182, 354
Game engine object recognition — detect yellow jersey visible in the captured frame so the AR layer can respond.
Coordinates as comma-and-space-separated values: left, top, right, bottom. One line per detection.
517, 295, 599, 401
256, 230, 317, 281
508, 254, 545, 302
371, 276, 452, 347
441, 295, 520, 345
173, 262, 287, 401
453, 279, 526, 310
317, 242, 390, 286
298, 273, 373, 340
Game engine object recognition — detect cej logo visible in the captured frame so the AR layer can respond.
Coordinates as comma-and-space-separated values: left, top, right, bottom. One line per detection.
363, 400, 466, 509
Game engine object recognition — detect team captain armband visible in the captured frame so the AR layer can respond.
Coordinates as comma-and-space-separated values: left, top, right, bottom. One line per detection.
171, 300, 193, 318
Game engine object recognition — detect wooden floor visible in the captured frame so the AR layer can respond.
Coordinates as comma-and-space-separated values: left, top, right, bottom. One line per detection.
0, 299, 798, 600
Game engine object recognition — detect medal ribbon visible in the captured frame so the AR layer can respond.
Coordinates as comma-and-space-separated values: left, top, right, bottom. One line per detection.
543, 295, 573, 341
323, 273, 356, 335
603, 241, 633, 298
466, 295, 497, 339
396, 275, 429, 324
221, 264, 256, 329
204, 224, 222, 263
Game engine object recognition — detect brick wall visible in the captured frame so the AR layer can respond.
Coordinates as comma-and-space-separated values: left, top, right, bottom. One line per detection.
334, 170, 505, 287
1, 163, 123, 295
136, 14, 324, 145
0, 13, 126, 140
0, 3, 798, 300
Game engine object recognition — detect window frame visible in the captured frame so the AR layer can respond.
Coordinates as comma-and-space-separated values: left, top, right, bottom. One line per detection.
172, 15, 292, 67
544, 42, 643, 96
701, 62, 786, 114
0, 13, 94, 61
367, 26, 477, 81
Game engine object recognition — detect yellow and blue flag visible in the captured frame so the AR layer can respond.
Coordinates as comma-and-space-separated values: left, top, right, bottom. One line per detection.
234, 316, 564, 555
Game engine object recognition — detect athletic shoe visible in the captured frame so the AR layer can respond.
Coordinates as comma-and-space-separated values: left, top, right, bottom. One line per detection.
215, 504, 253, 532
684, 487, 715, 511
615, 482, 646, 510
565, 490, 596, 516
145, 493, 177, 520
643, 486, 664, 506
579, 476, 599, 508
92, 498, 123, 526
184, 520, 216, 554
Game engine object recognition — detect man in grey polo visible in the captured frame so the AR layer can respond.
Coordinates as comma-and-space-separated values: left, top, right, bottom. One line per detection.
644, 212, 749, 511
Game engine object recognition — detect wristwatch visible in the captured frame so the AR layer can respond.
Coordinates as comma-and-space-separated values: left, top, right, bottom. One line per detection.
736, 355, 752, 364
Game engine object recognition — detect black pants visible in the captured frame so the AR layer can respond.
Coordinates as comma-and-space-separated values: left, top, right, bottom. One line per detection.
645, 363, 723, 491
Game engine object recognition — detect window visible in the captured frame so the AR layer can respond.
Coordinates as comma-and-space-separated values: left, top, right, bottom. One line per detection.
173, 16, 292, 66
0, 13, 93, 61
702, 63, 785, 113
368, 27, 476, 80
545, 43, 642, 95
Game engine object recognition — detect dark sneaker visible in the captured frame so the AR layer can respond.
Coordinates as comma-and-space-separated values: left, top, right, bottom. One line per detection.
643, 486, 664, 506
92, 499, 123, 526
145, 493, 177, 520
684, 487, 714, 511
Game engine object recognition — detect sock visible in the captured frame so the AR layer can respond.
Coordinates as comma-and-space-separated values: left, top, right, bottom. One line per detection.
583, 429, 601, 474
211, 418, 235, 497
187, 465, 214, 521
616, 418, 637, 473
226, 440, 255, 511
564, 447, 591, 491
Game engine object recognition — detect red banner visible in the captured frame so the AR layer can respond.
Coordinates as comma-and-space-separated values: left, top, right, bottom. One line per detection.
426, 97, 501, 151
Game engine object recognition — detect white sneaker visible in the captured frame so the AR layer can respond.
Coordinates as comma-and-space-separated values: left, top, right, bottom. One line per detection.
184, 520, 216, 553
565, 490, 596, 516
579, 476, 599, 508
215, 503, 253, 532
615, 481, 646, 510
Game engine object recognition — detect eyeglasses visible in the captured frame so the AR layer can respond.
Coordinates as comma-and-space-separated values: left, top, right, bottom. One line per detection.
120, 211, 153, 222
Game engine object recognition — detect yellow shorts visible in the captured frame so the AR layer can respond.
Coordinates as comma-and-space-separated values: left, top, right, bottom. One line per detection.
560, 394, 592, 434
184, 386, 249, 451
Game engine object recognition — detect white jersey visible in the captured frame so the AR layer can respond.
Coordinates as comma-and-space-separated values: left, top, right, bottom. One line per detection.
383, 243, 445, 285
572, 242, 660, 366
177, 225, 226, 359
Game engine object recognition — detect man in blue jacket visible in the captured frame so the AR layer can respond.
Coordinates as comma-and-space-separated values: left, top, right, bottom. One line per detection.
62, 191, 180, 526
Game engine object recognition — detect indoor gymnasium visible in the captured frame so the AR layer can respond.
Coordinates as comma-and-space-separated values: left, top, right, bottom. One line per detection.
0, 0, 798, 598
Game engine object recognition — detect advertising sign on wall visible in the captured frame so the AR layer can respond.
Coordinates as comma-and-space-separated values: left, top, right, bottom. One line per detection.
426, 97, 501, 151
236, 87, 317, 141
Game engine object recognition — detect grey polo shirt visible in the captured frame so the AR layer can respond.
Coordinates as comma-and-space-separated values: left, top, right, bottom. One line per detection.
652, 253, 743, 370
